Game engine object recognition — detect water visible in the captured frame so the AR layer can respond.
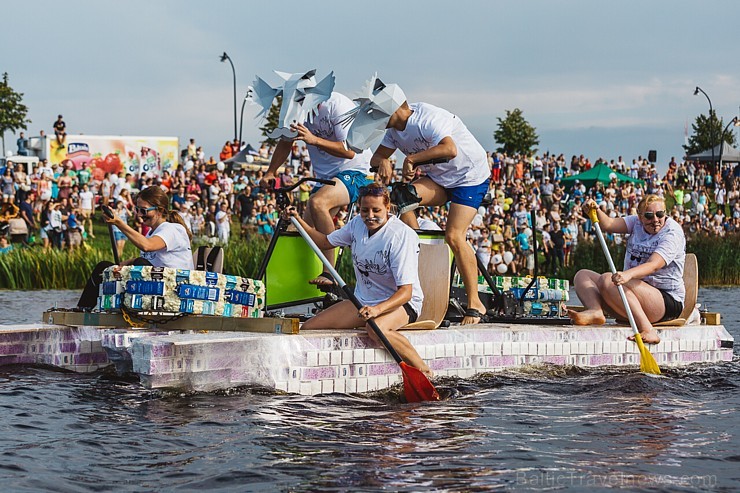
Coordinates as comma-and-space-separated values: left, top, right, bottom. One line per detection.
0, 288, 738, 492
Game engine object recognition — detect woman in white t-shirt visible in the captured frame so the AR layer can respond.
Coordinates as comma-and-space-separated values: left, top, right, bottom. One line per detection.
77, 186, 194, 308
289, 183, 431, 377
568, 195, 686, 344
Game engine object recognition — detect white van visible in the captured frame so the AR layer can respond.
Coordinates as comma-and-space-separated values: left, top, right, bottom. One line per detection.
0, 154, 40, 174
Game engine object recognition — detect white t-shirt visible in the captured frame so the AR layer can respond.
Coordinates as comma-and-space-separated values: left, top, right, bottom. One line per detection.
417, 217, 442, 231
140, 221, 194, 269
304, 92, 372, 180
623, 215, 685, 303
328, 215, 423, 315
380, 102, 490, 188
79, 190, 94, 210
216, 210, 230, 233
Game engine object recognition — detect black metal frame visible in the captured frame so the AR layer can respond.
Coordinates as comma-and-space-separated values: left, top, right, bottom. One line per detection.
255, 177, 337, 311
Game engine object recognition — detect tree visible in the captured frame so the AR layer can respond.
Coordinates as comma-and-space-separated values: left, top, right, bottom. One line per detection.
682, 111, 735, 156
493, 108, 539, 156
259, 94, 282, 146
0, 72, 31, 156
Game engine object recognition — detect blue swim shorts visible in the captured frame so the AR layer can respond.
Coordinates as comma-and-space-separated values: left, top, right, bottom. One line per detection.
312, 170, 374, 204
449, 179, 490, 209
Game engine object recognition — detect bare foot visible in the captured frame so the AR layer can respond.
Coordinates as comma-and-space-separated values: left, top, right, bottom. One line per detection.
567, 309, 606, 326
628, 330, 660, 344
308, 272, 335, 287
462, 306, 485, 325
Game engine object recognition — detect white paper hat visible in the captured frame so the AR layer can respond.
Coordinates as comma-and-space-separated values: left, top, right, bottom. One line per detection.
339, 74, 406, 152
246, 69, 335, 140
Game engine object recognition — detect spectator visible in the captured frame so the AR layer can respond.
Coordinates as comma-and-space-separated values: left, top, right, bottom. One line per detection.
66, 208, 83, 250
16, 132, 28, 156
53, 115, 67, 148
215, 202, 231, 244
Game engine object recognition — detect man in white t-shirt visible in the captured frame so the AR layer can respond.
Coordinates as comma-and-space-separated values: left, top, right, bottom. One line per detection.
370, 98, 491, 325
78, 183, 95, 238
261, 91, 374, 286
215, 202, 231, 244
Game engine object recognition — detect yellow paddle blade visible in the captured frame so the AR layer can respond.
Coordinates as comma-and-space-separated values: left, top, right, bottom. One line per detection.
634, 333, 661, 375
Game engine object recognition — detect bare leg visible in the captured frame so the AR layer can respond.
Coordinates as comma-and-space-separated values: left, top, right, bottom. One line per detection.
301, 300, 431, 375
567, 269, 607, 325
445, 203, 486, 324
301, 300, 366, 330
305, 177, 350, 285
116, 239, 125, 259
397, 178, 486, 324
597, 277, 663, 344
367, 306, 431, 376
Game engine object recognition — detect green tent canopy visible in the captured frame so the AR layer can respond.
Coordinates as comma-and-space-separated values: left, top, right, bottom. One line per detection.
559, 163, 645, 189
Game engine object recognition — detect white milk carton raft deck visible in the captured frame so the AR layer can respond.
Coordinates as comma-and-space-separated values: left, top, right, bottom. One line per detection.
3, 317, 733, 394
107, 322, 734, 394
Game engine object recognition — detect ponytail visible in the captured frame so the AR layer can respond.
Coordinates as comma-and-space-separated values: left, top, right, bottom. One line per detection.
168, 210, 192, 240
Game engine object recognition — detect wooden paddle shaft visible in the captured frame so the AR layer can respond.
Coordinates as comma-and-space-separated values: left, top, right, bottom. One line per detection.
290, 216, 405, 365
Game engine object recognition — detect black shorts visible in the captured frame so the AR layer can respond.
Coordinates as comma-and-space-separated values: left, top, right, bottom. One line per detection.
658, 289, 683, 322
403, 303, 418, 324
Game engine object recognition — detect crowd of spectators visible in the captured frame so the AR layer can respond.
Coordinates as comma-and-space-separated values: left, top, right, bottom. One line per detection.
2, 130, 739, 280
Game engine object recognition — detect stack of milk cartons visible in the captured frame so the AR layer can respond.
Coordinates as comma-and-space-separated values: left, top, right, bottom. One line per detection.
453, 274, 569, 317
97, 265, 265, 318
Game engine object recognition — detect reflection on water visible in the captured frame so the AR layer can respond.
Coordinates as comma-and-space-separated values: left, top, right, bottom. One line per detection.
0, 288, 738, 491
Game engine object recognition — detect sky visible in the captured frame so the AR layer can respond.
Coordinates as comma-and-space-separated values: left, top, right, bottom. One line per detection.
2, 0, 740, 173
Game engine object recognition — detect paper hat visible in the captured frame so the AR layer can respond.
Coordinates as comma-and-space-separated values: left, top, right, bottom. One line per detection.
246, 69, 335, 140
339, 74, 406, 152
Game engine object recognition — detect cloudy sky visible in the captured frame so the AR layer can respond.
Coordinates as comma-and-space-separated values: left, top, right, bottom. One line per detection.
2, 0, 739, 171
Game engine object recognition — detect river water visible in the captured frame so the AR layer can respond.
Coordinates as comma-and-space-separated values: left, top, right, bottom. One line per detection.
0, 288, 738, 492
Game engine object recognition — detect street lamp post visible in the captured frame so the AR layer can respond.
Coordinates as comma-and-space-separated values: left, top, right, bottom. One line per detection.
220, 52, 237, 143
718, 116, 740, 171
238, 93, 249, 148
693, 86, 715, 171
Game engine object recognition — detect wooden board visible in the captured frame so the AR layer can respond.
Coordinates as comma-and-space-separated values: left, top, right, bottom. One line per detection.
42, 310, 300, 334
654, 253, 698, 327
402, 242, 451, 330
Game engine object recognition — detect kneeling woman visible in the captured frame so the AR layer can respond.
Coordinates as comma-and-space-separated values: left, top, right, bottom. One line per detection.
77, 186, 194, 308
290, 183, 432, 377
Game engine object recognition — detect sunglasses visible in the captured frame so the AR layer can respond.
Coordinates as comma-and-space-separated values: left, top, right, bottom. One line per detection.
136, 206, 157, 215
642, 210, 666, 220
359, 186, 387, 197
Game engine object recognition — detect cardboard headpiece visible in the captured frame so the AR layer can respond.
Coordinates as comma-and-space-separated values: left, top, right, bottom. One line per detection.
245, 69, 335, 140
339, 74, 406, 152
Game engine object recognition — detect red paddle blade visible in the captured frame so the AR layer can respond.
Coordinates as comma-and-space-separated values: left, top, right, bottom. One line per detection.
400, 362, 440, 402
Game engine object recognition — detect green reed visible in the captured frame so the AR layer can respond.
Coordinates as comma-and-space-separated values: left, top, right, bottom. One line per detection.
1, 219, 734, 289
560, 234, 740, 286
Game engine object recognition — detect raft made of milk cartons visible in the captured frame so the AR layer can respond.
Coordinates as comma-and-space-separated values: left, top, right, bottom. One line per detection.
1, 266, 733, 395
1, 315, 734, 395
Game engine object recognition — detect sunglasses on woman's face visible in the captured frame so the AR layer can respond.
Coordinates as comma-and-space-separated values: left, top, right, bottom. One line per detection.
136, 206, 157, 215
642, 210, 666, 220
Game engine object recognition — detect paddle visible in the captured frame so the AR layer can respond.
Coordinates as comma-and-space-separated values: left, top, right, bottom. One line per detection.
588, 209, 661, 375
101, 204, 120, 265
289, 215, 440, 402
